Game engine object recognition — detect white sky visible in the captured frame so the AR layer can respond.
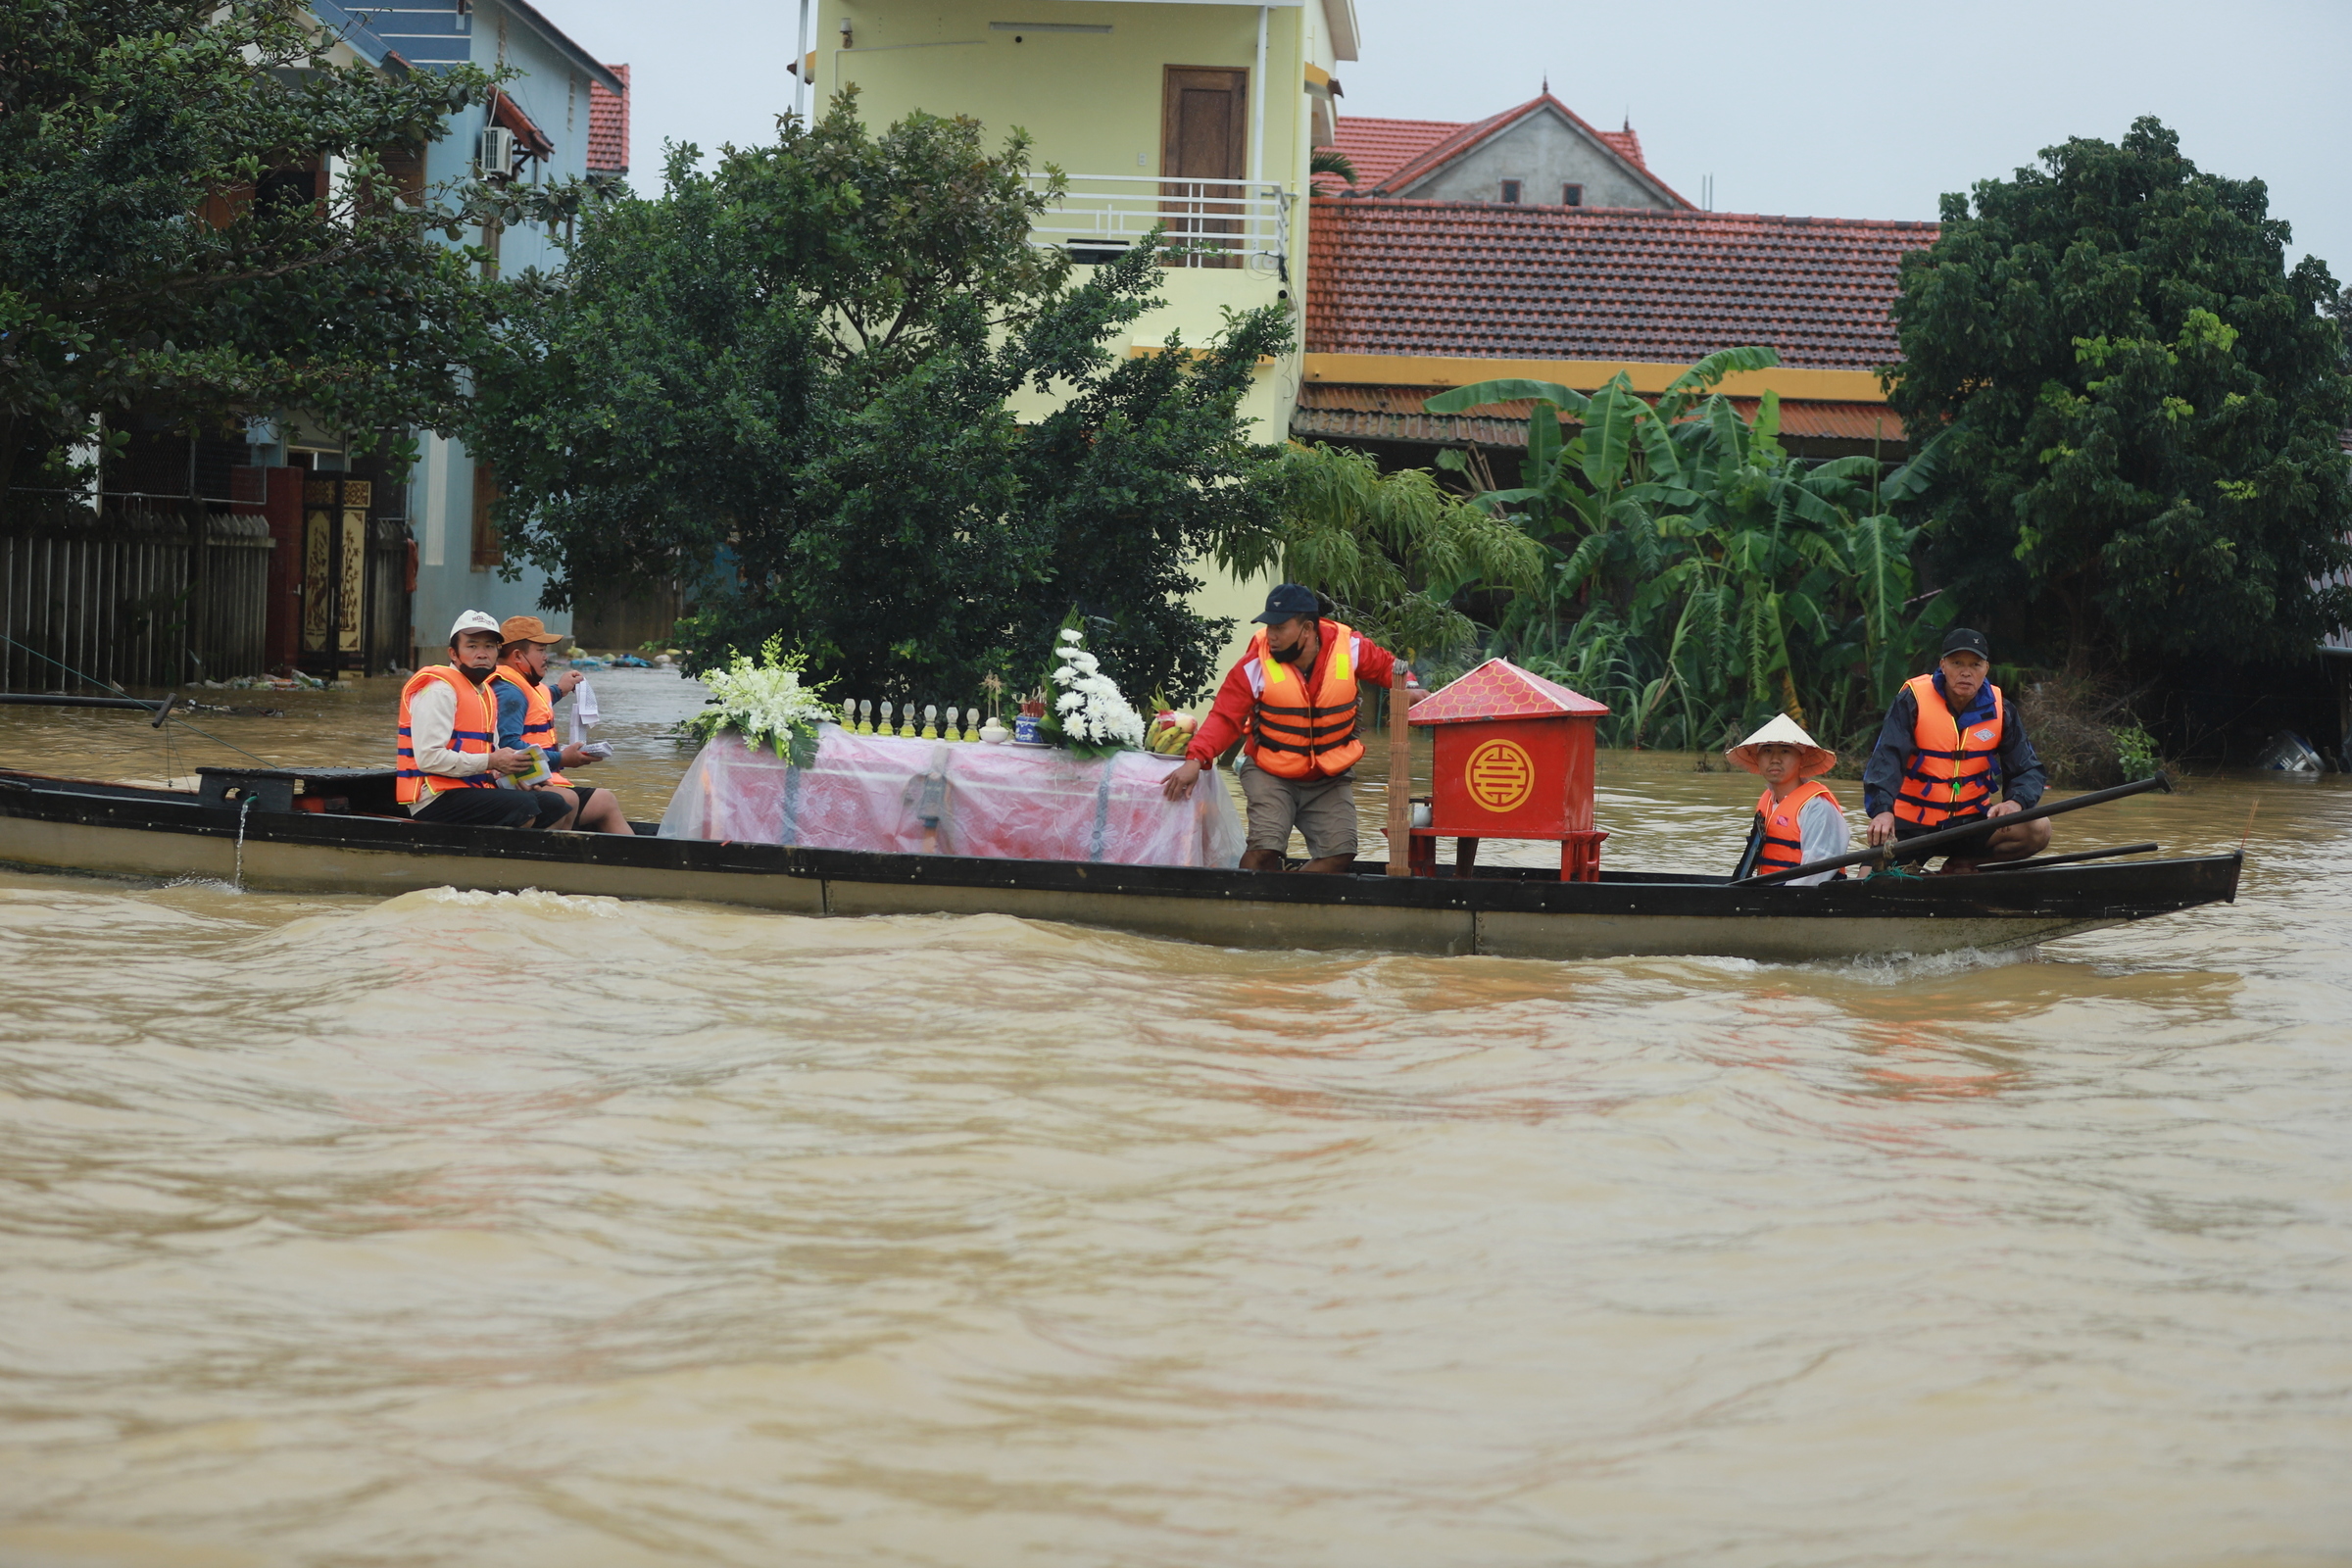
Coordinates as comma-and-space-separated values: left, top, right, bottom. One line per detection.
535, 0, 2349, 287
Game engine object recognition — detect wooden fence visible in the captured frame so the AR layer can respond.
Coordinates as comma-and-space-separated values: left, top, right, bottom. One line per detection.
0, 500, 275, 691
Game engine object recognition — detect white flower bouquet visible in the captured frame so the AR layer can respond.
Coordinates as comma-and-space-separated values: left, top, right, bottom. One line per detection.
681, 635, 840, 765
1048, 626, 1146, 757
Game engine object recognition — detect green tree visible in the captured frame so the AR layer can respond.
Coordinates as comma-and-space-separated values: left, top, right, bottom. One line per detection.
1427, 353, 1943, 749
1229, 441, 1543, 662
466, 95, 1289, 705
0, 0, 536, 491
1885, 116, 2352, 670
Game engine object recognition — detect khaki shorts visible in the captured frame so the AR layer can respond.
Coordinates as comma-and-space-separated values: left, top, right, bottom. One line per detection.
1238, 760, 1359, 860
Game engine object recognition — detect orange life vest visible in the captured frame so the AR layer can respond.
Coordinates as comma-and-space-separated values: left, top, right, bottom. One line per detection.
1891, 673, 2006, 828
491, 666, 569, 787
1247, 619, 1364, 779
1754, 778, 1841, 877
396, 665, 501, 804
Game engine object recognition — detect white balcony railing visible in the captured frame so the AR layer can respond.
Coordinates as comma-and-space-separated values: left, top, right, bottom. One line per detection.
1025, 173, 1294, 272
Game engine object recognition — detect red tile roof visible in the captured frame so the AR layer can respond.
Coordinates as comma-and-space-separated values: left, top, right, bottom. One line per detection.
1292, 384, 1909, 448
1371, 94, 1686, 207
588, 63, 628, 174
1410, 659, 1610, 724
1597, 125, 1643, 167
1304, 199, 1937, 371
1324, 116, 1462, 190
1319, 98, 1674, 203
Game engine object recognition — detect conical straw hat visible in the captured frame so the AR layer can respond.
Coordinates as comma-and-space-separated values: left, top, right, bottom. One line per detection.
1726, 713, 1836, 779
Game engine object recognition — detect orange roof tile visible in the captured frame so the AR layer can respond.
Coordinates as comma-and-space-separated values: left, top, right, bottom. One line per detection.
1304, 200, 1937, 371
588, 63, 628, 174
1367, 94, 1688, 208
1411, 659, 1610, 724
1323, 116, 1462, 190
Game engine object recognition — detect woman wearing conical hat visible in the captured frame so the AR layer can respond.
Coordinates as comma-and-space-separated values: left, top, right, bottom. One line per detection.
1728, 714, 1850, 885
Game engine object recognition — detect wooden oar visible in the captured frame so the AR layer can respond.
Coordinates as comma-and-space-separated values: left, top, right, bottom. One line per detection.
1386, 661, 1413, 877
1976, 841, 2158, 873
1736, 772, 2173, 885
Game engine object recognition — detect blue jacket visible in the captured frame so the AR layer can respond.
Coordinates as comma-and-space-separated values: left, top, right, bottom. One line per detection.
1862, 672, 2045, 819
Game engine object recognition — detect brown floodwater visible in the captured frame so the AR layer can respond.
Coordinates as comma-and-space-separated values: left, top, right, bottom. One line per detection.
1, 671, 2347, 1566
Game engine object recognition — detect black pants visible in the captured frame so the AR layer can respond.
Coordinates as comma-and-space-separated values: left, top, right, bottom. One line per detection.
414, 787, 572, 829
1894, 814, 1994, 858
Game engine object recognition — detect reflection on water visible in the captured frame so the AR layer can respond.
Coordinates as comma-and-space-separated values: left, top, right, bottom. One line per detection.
1, 692, 2348, 1565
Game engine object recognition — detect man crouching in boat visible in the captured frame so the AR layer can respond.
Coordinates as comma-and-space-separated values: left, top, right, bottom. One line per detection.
1864, 626, 2049, 871
395, 612, 574, 830
1160, 583, 1420, 873
1730, 716, 1850, 883
490, 615, 635, 835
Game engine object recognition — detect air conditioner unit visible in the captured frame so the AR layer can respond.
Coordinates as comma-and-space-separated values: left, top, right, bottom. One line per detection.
476, 126, 516, 178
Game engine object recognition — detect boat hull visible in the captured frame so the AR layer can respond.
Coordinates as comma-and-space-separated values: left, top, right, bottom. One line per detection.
0, 771, 2239, 963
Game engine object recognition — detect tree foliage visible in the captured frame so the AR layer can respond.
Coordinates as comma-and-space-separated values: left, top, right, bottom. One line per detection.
1429, 352, 1946, 749
466, 95, 1292, 705
1885, 116, 2352, 669
0, 0, 542, 491
1237, 441, 1542, 659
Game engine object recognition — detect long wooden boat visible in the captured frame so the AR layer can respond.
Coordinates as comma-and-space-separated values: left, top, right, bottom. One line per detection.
0, 764, 2239, 963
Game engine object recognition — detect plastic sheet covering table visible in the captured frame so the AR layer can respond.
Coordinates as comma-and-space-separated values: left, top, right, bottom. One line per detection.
658, 725, 1246, 867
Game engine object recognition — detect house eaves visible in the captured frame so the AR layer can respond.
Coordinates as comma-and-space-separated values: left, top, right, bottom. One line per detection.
488, 0, 625, 96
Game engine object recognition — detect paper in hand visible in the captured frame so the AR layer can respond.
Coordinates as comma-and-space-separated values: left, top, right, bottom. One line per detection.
568, 677, 601, 746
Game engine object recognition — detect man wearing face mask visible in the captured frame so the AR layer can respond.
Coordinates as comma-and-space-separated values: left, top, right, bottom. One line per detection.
1161, 583, 1420, 874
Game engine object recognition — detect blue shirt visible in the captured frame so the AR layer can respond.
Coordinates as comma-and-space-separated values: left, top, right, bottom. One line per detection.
492, 677, 564, 773
1862, 672, 2045, 819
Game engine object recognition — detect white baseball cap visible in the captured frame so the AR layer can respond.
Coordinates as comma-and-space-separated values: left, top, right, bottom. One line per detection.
448, 610, 503, 640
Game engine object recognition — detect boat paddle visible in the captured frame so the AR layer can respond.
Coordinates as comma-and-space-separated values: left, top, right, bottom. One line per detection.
1735, 772, 2174, 886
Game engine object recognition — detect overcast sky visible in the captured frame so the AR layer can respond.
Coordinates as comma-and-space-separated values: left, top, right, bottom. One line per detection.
537, 0, 2349, 286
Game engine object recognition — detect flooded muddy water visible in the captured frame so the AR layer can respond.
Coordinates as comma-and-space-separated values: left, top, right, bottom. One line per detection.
1, 676, 2346, 1565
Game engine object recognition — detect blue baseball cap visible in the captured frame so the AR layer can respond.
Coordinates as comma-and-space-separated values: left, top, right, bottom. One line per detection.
1252, 583, 1320, 623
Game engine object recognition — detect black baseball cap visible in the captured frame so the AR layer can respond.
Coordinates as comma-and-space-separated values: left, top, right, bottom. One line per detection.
1252, 583, 1321, 623
1940, 627, 1991, 661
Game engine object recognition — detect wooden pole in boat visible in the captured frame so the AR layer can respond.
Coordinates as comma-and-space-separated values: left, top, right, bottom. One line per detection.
1737, 772, 2174, 885
1386, 654, 1414, 877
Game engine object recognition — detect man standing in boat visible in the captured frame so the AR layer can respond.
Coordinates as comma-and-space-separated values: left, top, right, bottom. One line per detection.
1864, 627, 2049, 870
490, 615, 635, 835
1160, 583, 1421, 873
395, 612, 573, 830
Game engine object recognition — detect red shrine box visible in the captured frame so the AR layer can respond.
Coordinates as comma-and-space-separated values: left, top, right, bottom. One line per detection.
1407, 659, 1611, 881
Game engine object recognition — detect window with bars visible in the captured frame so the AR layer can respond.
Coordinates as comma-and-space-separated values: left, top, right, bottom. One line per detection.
1562, 183, 1584, 207
1499, 179, 1522, 205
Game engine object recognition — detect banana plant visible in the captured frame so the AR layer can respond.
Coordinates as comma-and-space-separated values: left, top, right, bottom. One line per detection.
1424, 349, 1948, 748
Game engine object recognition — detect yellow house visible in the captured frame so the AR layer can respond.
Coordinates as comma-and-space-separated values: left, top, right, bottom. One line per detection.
797, 0, 1359, 662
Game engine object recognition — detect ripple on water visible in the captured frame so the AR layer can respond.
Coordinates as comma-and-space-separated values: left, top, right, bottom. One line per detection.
0, 742, 2347, 1565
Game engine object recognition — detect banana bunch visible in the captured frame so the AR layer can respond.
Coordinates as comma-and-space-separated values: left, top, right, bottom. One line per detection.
1149, 710, 1198, 755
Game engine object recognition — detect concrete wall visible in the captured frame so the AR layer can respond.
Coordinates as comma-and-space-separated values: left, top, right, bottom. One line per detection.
1396, 107, 1680, 209
405, 0, 612, 659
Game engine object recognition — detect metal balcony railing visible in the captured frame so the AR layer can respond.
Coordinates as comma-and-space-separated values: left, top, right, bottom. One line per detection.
1026, 173, 1294, 271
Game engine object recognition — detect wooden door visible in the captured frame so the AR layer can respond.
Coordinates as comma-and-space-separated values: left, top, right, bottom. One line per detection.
1161, 67, 1247, 266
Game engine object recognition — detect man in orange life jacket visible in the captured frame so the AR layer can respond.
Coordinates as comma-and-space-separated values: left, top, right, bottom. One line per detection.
395, 612, 572, 829
1160, 583, 1420, 874
490, 615, 634, 835
1863, 626, 2050, 870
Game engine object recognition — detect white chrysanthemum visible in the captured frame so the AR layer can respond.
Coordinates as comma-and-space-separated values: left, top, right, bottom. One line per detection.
1048, 627, 1145, 749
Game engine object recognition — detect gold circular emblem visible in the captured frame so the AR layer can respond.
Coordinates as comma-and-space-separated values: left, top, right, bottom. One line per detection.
1464, 737, 1536, 812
